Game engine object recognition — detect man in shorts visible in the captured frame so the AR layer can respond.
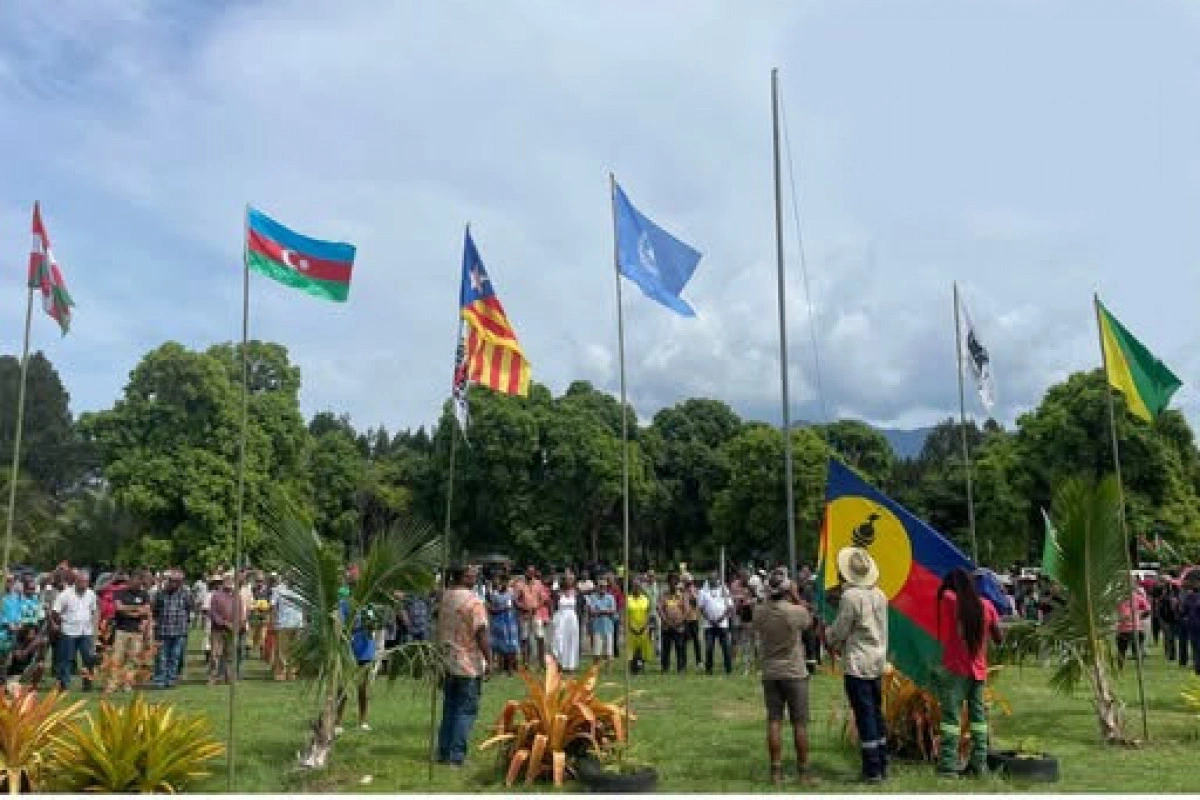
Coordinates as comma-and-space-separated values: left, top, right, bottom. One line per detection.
752, 568, 816, 786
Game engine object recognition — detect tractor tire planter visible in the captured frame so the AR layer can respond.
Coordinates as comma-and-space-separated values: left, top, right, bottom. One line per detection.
987, 750, 1060, 782
574, 755, 658, 794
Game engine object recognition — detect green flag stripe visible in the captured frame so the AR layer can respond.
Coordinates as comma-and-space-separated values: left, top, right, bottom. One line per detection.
246, 251, 350, 303
1099, 302, 1182, 419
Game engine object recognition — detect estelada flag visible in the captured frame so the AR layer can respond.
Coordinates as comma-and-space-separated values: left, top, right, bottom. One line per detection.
458, 229, 530, 396
817, 458, 974, 687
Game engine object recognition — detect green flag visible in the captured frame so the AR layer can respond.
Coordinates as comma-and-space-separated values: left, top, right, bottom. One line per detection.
1096, 298, 1181, 422
1041, 508, 1063, 583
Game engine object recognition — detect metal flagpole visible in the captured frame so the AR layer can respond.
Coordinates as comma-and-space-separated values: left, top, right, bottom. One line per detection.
772, 69, 797, 579
609, 173, 633, 749
1093, 292, 1150, 742
2, 283, 35, 583
429, 309, 463, 780
227, 205, 252, 790
953, 282, 980, 564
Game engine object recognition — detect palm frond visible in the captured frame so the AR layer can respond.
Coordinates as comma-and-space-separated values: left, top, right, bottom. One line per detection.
352, 516, 442, 609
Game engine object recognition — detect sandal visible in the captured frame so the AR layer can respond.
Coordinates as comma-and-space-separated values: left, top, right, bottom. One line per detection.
770, 763, 783, 786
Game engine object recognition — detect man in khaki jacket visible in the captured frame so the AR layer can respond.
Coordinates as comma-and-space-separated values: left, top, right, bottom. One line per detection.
825, 547, 889, 784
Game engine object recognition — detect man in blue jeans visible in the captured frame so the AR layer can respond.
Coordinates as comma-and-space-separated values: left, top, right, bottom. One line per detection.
51, 570, 98, 690
825, 547, 890, 784
436, 564, 491, 766
152, 570, 192, 688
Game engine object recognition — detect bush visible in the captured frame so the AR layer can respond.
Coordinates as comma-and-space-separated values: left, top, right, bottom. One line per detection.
479, 656, 634, 787
48, 693, 225, 793
0, 687, 84, 792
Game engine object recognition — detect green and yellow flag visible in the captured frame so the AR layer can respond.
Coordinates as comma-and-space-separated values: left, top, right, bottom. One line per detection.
1040, 508, 1063, 584
1096, 298, 1181, 421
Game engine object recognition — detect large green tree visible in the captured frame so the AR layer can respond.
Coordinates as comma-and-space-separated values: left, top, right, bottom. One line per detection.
79, 341, 309, 572
710, 424, 829, 566
0, 352, 87, 494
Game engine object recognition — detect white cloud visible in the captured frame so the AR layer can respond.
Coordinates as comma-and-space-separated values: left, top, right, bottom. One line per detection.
0, 0, 1198, 438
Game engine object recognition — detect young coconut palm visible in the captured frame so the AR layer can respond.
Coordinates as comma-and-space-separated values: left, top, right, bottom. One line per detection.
267, 509, 442, 768
998, 475, 1129, 743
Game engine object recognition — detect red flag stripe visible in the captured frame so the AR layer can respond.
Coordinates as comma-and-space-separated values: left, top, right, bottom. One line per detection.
247, 229, 352, 284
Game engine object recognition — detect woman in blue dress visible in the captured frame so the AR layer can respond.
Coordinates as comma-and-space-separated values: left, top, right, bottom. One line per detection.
488, 572, 520, 676
487, 568, 520, 676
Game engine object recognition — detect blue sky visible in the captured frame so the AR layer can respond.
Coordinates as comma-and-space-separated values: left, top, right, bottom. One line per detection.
2, 0, 1200, 434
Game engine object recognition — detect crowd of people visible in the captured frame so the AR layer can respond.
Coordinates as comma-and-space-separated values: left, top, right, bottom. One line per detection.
5, 553, 1197, 785
433, 547, 1010, 784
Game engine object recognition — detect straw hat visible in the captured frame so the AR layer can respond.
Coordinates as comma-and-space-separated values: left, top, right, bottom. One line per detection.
837, 547, 880, 589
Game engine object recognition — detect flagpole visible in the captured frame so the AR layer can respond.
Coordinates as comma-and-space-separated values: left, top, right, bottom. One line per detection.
227, 205, 252, 790
2, 284, 35, 583
429, 301, 464, 781
609, 172, 633, 751
772, 69, 798, 580
1093, 292, 1150, 742
953, 282, 980, 564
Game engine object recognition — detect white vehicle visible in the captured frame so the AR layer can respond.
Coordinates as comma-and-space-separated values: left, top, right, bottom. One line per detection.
1131, 569, 1159, 584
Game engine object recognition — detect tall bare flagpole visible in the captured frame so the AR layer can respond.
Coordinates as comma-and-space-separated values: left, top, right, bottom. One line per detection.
953, 282, 980, 564
772, 69, 797, 579
1093, 292, 1150, 742
2, 280, 35, 583
609, 173, 633, 749
227, 205, 252, 790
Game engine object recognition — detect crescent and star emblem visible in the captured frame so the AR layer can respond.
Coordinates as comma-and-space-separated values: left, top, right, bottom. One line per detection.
280, 249, 311, 273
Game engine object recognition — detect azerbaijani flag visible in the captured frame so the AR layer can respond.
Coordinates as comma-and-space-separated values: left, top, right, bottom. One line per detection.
245, 207, 356, 302
817, 458, 974, 687
1095, 297, 1181, 422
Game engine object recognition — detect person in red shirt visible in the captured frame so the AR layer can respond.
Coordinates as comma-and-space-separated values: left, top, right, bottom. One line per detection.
1116, 586, 1151, 671
935, 568, 1003, 778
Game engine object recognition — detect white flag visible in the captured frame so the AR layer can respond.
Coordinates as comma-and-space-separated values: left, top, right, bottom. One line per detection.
957, 294, 995, 411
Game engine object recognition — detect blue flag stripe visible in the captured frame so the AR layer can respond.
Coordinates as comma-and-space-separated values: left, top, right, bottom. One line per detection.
247, 208, 356, 264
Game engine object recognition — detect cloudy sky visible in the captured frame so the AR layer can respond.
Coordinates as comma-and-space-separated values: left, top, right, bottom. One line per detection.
2, 0, 1200, 434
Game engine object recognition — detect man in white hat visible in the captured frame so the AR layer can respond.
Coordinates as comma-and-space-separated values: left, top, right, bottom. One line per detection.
825, 546, 889, 784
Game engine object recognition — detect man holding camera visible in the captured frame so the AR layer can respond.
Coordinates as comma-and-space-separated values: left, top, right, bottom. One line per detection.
752, 568, 816, 786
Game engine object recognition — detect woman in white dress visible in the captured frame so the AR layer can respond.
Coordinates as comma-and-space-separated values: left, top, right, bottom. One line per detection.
551, 574, 581, 672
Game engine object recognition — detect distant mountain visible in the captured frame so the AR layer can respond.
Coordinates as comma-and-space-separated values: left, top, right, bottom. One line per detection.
792, 419, 934, 460
877, 426, 934, 459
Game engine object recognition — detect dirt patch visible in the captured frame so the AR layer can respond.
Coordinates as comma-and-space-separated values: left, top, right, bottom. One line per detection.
711, 705, 760, 721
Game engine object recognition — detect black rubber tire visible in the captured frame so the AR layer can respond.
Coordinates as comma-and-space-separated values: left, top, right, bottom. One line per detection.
987, 750, 1060, 782
575, 756, 659, 793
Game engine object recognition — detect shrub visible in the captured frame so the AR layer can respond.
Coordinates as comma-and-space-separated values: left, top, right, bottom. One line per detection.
830, 664, 1011, 762
0, 687, 84, 792
479, 655, 633, 787
48, 693, 225, 793
82, 621, 161, 694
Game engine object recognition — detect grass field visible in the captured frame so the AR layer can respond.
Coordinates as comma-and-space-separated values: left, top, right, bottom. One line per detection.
67, 635, 1200, 793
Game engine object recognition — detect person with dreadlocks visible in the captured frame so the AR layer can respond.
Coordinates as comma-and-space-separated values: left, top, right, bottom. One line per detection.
934, 567, 1003, 778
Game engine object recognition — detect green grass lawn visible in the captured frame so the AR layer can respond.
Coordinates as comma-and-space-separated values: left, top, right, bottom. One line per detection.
68, 634, 1200, 793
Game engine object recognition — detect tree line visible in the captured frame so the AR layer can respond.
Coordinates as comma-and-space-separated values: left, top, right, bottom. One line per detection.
4, 341, 1200, 574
